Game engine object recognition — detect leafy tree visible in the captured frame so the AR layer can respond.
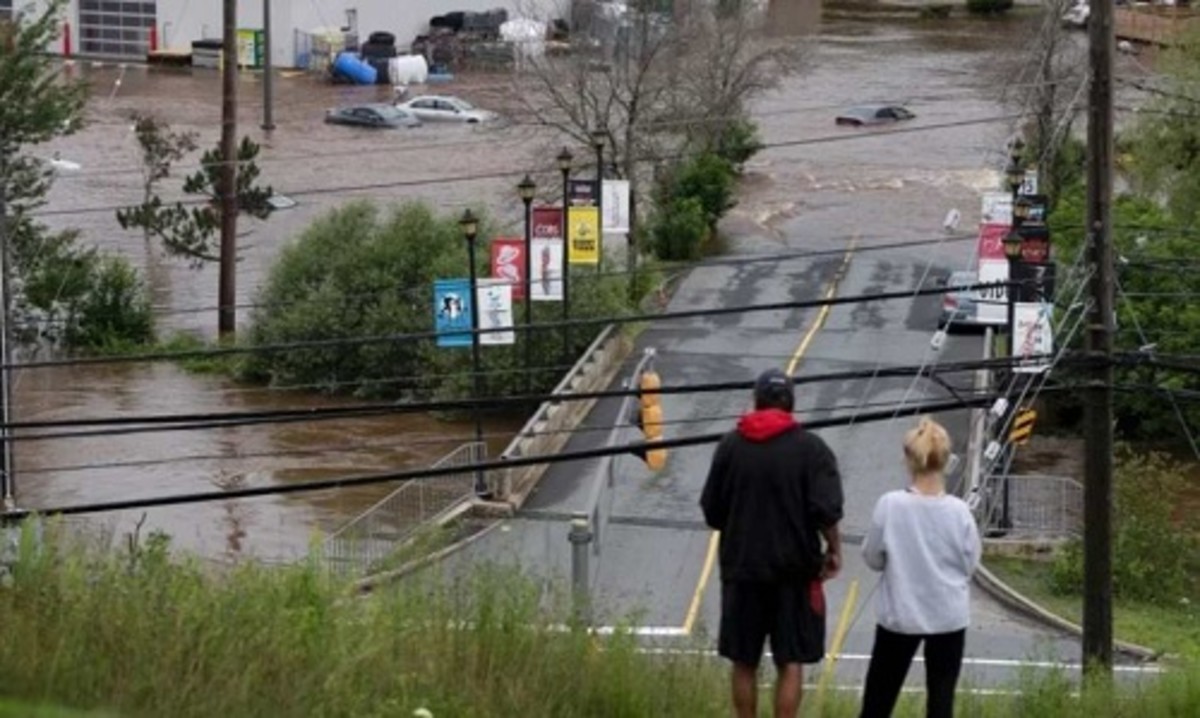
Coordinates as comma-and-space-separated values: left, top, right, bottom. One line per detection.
1, 1, 152, 350
240, 201, 634, 403
123, 113, 198, 243
651, 196, 708, 261
118, 136, 274, 267
672, 152, 737, 232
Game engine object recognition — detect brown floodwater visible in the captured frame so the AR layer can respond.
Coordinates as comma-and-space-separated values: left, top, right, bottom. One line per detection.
17, 10, 1120, 563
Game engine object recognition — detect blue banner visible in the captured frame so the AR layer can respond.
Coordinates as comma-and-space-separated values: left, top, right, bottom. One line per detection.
434, 279, 473, 348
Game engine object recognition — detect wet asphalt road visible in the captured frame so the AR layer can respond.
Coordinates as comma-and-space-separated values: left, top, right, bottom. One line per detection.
435, 18, 1150, 689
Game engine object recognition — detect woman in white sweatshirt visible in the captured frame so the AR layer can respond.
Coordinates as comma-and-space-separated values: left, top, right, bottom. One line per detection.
859, 417, 982, 718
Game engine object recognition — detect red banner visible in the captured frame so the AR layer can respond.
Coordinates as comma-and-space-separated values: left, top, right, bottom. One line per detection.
490, 238, 525, 301
977, 223, 1009, 263
532, 206, 564, 239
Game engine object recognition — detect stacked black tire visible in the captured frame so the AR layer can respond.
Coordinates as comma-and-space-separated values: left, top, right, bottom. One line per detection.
361, 31, 397, 85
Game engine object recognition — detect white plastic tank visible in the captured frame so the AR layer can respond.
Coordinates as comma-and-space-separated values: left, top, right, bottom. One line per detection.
388, 54, 429, 85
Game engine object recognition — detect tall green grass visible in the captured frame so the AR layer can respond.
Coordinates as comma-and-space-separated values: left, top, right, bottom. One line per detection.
0, 525, 1196, 717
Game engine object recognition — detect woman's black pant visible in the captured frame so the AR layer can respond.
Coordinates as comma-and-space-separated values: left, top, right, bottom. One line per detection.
859, 624, 966, 718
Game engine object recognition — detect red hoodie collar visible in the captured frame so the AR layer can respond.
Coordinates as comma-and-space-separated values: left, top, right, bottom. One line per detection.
737, 409, 798, 442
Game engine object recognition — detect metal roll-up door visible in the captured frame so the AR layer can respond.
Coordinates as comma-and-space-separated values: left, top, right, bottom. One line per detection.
79, 0, 156, 59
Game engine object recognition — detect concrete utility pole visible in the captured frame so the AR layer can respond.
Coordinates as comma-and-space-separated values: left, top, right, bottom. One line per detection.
262, 0, 275, 132
219, 0, 239, 337
1083, 0, 1115, 673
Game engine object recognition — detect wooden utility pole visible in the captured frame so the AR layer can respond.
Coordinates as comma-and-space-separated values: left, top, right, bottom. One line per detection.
0, 171, 13, 509
219, 0, 239, 337
1083, 0, 1115, 673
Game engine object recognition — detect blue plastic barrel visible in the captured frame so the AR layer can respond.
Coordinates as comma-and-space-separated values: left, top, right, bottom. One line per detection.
332, 52, 377, 85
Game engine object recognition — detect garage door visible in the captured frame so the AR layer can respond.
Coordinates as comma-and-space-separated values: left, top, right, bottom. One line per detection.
79, 1, 157, 58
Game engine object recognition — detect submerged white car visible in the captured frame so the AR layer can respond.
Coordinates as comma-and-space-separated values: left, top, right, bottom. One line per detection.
396, 95, 497, 124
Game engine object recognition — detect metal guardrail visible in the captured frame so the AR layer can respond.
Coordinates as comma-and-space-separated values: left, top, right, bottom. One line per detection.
320, 442, 486, 577
980, 473, 1083, 540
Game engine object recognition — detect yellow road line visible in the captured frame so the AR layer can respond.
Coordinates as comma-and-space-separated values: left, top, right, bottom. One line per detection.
682, 531, 719, 634
682, 237, 858, 634
816, 579, 861, 713
786, 238, 858, 376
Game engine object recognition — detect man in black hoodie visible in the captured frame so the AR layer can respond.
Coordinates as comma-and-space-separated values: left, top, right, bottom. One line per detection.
700, 368, 844, 718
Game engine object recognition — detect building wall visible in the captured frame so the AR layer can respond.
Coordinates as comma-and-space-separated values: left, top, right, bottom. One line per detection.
24, 0, 570, 67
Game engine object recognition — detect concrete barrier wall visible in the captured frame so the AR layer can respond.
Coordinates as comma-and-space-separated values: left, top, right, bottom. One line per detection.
494, 326, 634, 509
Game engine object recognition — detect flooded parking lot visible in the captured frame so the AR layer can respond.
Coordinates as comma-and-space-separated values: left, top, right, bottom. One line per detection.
18, 13, 1060, 562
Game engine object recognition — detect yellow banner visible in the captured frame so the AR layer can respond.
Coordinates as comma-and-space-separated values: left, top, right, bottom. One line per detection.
567, 207, 600, 265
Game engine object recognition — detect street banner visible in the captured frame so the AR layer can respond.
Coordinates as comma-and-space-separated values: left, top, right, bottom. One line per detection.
568, 206, 601, 264
980, 192, 1012, 226
476, 279, 515, 346
1017, 223, 1050, 264
532, 206, 564, 240
1014, 260, 1057, 303
433, 279, 473, 348
1013, 302, 1054, 373
976, 259, 1009, 326
1020, 167, 1039, 196
568, 179, 599, 207
530, 237, 564, 301
602, 179, 630, 233
490, 237, 525, 301
977, 223, 1008, 262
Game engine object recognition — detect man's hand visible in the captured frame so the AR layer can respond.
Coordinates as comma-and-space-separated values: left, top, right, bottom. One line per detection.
821, 550, 842, 581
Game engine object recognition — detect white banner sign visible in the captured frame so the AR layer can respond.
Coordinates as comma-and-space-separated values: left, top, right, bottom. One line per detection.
476, 279, 515, 345
980, 192, 1012, 226
602, 179, 630, 234
975, 259, 1009, 326
529, 237, 564, 302
1020, 168, 1039, 196
1013, 302, 1054, 373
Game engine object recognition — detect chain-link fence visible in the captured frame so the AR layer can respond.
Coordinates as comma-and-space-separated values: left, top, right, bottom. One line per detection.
320, 442, 485, 577
980, 473, 1083, 540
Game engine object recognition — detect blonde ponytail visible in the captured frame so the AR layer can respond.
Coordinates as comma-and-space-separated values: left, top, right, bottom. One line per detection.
903, 417, 951, 475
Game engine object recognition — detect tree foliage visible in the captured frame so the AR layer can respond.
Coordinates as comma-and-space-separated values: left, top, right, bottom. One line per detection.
1051, 450, 1197, 604
240, 201, 638, 402
1, 1, 152, 351
118, 135, 274, 267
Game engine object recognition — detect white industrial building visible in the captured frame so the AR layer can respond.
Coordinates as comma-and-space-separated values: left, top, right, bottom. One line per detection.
2, 1, 570, 68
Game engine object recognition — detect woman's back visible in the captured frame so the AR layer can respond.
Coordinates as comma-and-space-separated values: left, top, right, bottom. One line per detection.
862, 489, 981, 635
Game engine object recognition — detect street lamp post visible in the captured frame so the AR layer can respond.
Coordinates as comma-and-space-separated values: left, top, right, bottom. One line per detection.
459, 209, 490, 499
558, 147, 573, 366
518, 174, 537, 398
591, 129, 605, 275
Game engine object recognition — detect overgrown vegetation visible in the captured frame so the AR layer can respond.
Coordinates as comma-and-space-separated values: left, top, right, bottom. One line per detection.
236, 201, 649, 401
0, 527, 1198, 717
966, 0, 1014, 15
1049, 450, 1198, 606
0, 1, 154, 353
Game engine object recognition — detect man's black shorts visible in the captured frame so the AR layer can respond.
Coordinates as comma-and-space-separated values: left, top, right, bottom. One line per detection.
718, 579, 827, 667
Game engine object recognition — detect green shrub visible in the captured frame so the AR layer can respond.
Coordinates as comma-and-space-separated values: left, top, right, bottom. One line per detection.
1050, 450, 1197, 604
240, 200, 633, 402
674, 152, 737, 229
966, 0, 1013, 14
651, 196, 709, 261
63, 255, 154, 352
713, 119, 764, 174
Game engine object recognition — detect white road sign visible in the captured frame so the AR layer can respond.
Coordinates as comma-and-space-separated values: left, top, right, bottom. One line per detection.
602, 179, 630, 234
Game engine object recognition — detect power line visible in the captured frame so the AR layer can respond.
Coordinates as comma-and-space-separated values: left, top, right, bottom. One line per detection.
1, 280, 1016, 372
30, 112, 1025, 220
2, 354, 1056, 440
0, 393, 1004, 520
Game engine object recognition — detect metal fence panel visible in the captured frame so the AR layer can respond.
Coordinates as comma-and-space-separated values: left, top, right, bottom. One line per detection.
980, 473, 1083, 540
321, 442, 485, 577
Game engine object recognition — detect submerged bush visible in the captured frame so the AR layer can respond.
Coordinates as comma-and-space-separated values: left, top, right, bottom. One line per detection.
966, 0, 1013, 14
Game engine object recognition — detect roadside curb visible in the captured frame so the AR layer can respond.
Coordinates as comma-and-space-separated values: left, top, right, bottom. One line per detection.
973, 562, 1161, 663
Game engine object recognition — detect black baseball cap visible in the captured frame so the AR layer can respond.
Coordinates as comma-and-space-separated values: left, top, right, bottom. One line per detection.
754, 368, 794, 409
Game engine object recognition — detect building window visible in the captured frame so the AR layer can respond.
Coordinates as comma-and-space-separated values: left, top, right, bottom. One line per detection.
78, 0, 156, 58
0, 0, 12, 22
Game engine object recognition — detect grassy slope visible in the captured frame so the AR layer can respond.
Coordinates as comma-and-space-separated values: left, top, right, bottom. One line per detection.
987, 556, 1200, 659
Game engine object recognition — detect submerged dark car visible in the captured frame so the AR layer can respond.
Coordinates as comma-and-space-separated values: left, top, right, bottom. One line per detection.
324, 104, 421, 128
835, 104, 916, 127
